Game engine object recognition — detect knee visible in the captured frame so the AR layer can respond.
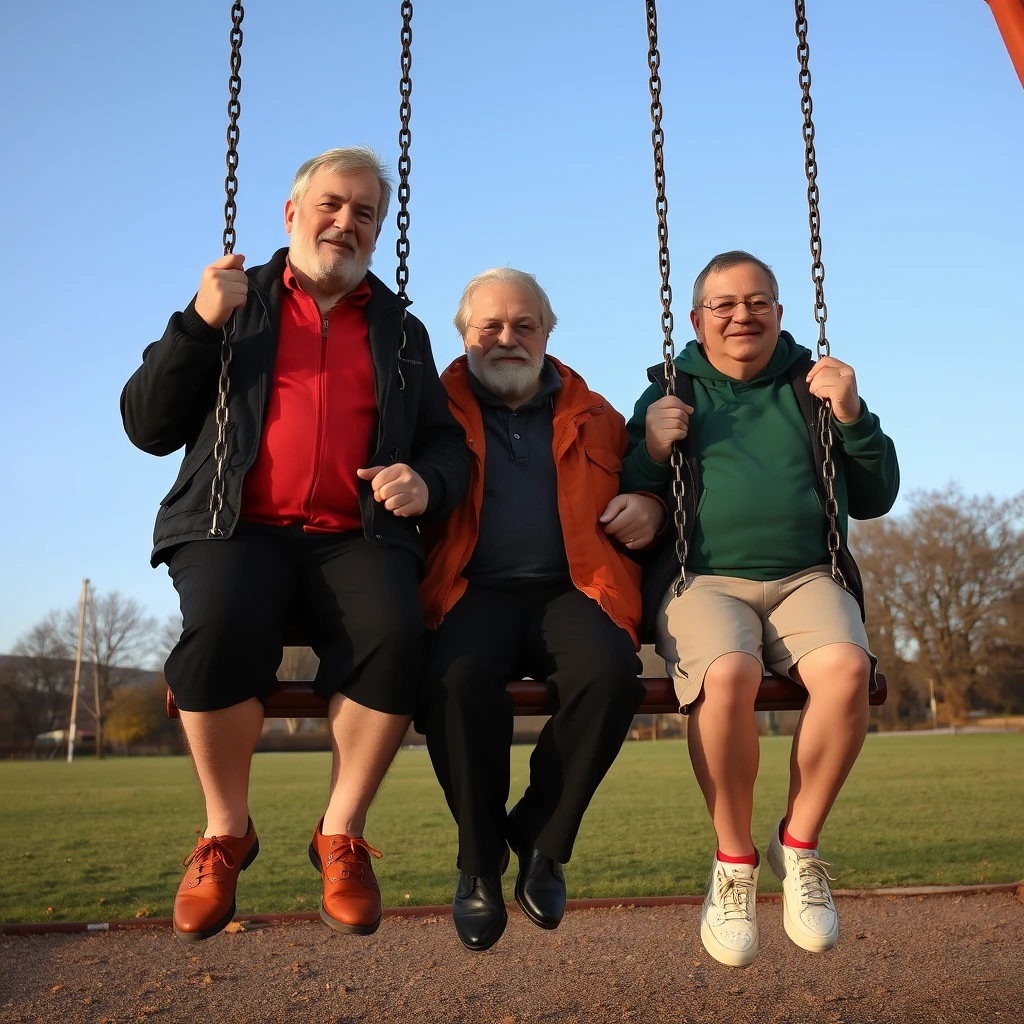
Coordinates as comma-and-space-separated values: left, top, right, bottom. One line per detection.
422, 649, 510, 716
701, 653, 762, 714
560, 638, 642, 707
799, 644, 872, 707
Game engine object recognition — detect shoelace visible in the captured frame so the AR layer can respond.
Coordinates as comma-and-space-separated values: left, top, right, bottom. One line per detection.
715, 871, 756, 922
181, 836, 239, 883
795, 856, 836, 907
326, 836, 383, 883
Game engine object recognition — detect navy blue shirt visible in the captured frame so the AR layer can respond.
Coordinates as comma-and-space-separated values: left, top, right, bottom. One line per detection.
463, 359, 571, 588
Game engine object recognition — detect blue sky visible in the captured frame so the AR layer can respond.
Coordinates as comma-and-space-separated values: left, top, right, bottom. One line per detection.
1, 0, 1021, 654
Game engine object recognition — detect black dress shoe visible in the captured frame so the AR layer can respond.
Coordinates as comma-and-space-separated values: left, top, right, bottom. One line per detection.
452, 872, 507, 951
514, 845, 566, 929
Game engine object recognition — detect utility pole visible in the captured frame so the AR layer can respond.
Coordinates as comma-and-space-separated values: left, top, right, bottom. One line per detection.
89, 587, 104, 760
67, 579, 89, 763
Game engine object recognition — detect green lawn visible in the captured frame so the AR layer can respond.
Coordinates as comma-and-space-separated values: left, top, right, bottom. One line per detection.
1, 734, 1021, 924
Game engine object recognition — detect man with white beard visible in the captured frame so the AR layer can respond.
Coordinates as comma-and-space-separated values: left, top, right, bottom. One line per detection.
417, 269, 663, 951
121, 147, 469, 942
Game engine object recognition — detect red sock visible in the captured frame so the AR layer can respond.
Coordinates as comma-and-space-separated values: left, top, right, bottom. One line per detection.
781, 822, 818, 850
717, 849, 758, 866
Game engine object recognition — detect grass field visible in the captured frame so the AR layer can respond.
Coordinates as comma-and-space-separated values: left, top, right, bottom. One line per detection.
1, 734, 1022, 924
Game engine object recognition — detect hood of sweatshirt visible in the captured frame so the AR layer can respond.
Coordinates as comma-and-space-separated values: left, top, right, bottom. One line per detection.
675, 330, 809, 391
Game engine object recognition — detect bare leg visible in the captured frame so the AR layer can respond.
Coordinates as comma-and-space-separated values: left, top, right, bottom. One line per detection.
321, 694, 411, 837
687, 652, 763, 857
785, 643, 872, 843
180, 699, 265, 838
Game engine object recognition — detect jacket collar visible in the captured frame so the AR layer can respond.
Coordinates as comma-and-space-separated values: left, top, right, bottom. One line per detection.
444, 354, 603, 421
249, 248, 407, 316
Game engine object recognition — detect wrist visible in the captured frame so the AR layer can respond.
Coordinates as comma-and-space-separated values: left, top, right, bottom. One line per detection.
647, 441, 670, 464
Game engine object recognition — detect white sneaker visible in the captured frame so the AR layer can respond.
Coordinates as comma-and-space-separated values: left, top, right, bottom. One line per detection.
767, 820, 839, 952
700, 854, 759, 967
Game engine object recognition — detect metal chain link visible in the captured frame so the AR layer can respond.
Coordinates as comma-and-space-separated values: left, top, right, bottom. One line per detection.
208, 1, 245, 538
395, 1, 413, 391
795, 0, 845, 588
645, 0, 687, 595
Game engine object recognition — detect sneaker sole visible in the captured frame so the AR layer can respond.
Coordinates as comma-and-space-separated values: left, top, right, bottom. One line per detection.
700, 914, 758, 968
172, 836, 260, 942
308, 843, 382, 936
767, 841, 839, 953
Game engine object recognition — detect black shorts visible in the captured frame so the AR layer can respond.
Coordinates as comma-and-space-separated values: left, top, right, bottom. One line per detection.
165, 522, 423, 714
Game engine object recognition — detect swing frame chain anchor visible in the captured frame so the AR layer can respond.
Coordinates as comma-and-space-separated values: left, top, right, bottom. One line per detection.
209, 1, 245, 538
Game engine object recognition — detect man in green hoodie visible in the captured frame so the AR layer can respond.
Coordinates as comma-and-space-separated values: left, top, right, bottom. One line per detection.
620, 250, 898, 969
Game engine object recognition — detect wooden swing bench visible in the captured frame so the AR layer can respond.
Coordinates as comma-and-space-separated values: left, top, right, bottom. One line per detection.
166, 670, 887, 719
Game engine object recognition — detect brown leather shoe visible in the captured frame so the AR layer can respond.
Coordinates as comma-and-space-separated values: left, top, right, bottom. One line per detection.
308, 819, 383, 935
173, 819, 259, 942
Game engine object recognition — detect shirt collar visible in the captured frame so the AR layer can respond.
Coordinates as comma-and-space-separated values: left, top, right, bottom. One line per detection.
282, 261, 372, 307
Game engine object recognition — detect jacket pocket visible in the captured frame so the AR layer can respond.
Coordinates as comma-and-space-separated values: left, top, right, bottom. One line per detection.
159, 425, 232, 512
584, 447, 623, 475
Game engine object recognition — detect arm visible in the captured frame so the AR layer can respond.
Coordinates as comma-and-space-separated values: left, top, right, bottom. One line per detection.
597, 400, 668, 552
120, 302, 222, 456
834, 399, 900, 520
407, 330, 471, 520
619, 381, 675, 497
806, 357, 899, 519
120, 255, 249, 456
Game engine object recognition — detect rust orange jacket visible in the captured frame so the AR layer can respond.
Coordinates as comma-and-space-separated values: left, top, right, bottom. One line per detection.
420, 355, 643, 647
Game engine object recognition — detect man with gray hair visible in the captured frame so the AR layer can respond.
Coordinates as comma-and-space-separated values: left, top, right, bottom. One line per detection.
418, 268, 664, 951
121, 147, 470, 942
621, 250, 898, 967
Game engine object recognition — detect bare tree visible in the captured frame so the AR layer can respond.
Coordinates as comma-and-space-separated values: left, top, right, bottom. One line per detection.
854, 521, 927, 726
854, 487, 1024, 722
981, 587, 1024, 714
155, 613, 183, 665
2, 612, 76, 745
62, 590, 158, 758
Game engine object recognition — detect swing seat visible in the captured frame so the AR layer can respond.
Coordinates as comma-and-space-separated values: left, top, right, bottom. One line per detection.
165, 670, 887, 719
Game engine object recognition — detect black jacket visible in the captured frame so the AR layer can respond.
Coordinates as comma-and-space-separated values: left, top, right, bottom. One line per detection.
121, 248, 470, 567
637, 354, 867, 639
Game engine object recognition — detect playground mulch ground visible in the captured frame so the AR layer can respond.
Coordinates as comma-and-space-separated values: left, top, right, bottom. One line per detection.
2, 888, 1022, 1023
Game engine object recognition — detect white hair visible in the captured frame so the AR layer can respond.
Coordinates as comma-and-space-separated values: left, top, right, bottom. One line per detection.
453, 268, 558, 338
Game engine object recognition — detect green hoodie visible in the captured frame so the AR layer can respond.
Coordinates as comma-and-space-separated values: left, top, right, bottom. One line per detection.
621, 332, 899, 582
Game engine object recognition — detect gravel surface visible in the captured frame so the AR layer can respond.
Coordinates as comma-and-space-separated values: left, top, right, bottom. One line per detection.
2, 890, 1022, 1023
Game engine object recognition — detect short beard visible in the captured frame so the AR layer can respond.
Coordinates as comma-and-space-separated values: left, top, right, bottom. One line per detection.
289, 233, 372, 294
467, 346, 544, 402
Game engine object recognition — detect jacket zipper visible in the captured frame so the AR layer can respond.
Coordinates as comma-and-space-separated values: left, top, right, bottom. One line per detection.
304, 312, 330, 522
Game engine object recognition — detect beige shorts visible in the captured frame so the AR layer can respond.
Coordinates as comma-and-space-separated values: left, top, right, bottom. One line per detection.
654, 565, 873, 710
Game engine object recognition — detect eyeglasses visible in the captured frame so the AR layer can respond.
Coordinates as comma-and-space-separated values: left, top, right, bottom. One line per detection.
468, 320, 543, 339
699, 297, 778, 319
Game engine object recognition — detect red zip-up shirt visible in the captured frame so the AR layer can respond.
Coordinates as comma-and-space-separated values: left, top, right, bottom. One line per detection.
241, 266, 377, 533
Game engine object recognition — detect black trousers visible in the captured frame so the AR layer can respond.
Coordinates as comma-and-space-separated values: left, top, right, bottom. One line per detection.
165, 522, 423, 714
418, 582, 644, 875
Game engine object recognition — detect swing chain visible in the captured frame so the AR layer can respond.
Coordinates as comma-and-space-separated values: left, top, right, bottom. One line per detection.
645, 0, 687, 595
395, 1, 413, 390
795, 0, 845, 589
209, 0, 245, 538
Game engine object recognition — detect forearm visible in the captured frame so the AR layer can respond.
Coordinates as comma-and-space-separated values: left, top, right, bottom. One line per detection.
834, 401, 900, 519
121, 304, 221, 456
